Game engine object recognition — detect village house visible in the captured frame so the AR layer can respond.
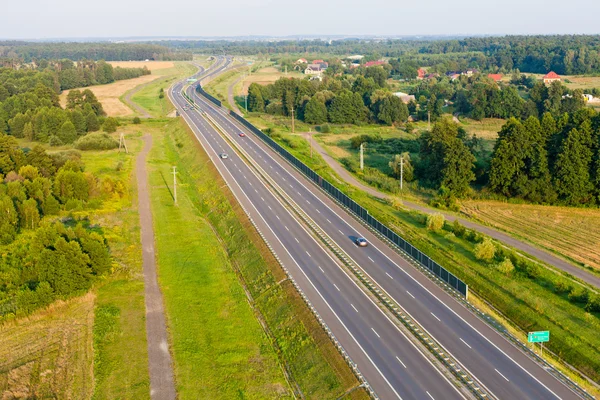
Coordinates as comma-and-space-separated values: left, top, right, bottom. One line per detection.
417, 68, 426, 79
487, 73, 503, 83
543, 71, 561, 84
295, 58, 308, 64
393, 92, 416, 104
305, 64, 324, 75
365, 60, 387, 68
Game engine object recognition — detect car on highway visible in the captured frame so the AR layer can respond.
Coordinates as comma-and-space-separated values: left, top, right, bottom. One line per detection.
355, 237, 368, 247
238, 132, 246, 137
219, 153, 229, 159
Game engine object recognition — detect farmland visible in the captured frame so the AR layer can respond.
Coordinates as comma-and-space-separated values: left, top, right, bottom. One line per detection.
461, 200, 600, 273
59, 61, 175, 116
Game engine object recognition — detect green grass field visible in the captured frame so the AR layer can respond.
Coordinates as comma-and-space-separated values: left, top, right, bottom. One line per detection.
129, 62, 199, 118
144, 117, 368, 399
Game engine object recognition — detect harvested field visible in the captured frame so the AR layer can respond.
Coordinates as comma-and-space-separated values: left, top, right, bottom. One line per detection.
0, 293, 95, 399
461, 200, 600, 271
59, 74, 160, 116
240, 66, 304, 93
108, 61, 174, 71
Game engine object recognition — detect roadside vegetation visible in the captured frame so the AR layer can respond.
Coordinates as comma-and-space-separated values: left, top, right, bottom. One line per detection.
145, 116, 368, 399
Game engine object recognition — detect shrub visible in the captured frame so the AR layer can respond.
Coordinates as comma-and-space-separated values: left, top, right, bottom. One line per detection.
319, 124, 331, 133
49, 135, 63, 147
74, 133, 119, 151
474, 238, 496, 261
102, 117, 118, 133
426, 212, 445, 232
585, 294, 600, 313
568, 286, 590, 304
452, 219, 466, 237
133, 116, 141, 124
497, 258, 515, 275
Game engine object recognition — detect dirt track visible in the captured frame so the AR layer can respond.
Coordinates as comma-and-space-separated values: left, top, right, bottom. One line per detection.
136, 135, 176, 399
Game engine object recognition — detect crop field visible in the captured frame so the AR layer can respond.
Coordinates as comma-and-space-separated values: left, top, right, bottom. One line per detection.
461, 200, 600, 272
58, 62, 177, 117
0, 293, 95, 399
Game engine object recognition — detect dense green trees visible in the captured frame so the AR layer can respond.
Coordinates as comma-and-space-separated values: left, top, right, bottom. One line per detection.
487, 110, 600, 205
419, 118, 475, 196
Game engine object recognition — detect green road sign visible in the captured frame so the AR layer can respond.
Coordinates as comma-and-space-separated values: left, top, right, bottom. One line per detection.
528, 331, 549, 343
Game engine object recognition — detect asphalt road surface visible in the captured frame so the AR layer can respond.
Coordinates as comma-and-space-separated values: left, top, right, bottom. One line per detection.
169, 58, 585, 400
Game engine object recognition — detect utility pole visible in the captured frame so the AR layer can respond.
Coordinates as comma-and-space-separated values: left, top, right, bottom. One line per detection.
428, 110, 431, 130
360, 142, 365, 170
309, 130, 313, 158
118, 132, 128, 153
400, 154, 404, 190
172, 166, 178, 206
291, 107, 295, 133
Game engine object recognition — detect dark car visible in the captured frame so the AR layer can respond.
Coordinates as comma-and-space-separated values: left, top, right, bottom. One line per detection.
238, 132, 246, 137
355, 237, 368, 247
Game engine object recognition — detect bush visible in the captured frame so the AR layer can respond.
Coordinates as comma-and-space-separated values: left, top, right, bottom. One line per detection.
452, 220, 466, 237
133, 116, 141, 124
474, 238, 496, 261
568, 286, 590, 304
585, 294, 600, 313
74, 133, 119, 151
102, 117, 118, 133
319, 124, 331, 133
49, 135, 63, 147
426, 212, 445, 232
497, 258, 515, 275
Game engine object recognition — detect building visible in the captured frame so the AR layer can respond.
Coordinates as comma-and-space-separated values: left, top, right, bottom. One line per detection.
446, 72, 461, 81
365, 60, 387, 68
487, 73, 503, 82
463, 68, 479, 76
347, 55, 364, 61
543, 71, 561, 84
295, 58, 308, 64
305, 64, 324, 75
393, 92, 416, 104
417, 68, 426, 79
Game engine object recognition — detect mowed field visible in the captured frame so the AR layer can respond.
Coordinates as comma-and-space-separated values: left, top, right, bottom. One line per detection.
0, 293, 95, 399
59, 61, 175, 117
461, 200, 600, 271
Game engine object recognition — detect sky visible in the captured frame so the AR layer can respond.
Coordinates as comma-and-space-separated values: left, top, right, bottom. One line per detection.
2, 0, 599, 39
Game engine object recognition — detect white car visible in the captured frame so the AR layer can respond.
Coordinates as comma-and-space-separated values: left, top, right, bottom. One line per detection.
219, 153, 229, 159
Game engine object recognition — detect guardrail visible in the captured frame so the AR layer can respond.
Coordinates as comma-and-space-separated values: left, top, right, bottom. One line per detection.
208, 95, 468, 297
210, 112, 490, 399
184, 98, 378, 399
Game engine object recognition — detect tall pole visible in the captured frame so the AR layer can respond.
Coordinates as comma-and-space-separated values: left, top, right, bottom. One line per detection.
428, 110, 431, 130
172, 166, 178, 206
291, 107, 295, 133
309, 130, 313, 158
360, 143, 364, 170
400, 155, 404, 190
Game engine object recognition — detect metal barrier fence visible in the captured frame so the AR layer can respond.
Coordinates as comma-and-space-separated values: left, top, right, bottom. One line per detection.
218, 103, 468, 297
196, 85, 222, 107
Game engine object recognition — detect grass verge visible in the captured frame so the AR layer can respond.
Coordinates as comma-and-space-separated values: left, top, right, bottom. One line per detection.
146, 117, 368, 399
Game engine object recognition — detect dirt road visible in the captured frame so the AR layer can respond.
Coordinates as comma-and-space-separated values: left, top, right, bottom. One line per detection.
136, 135, 177, 399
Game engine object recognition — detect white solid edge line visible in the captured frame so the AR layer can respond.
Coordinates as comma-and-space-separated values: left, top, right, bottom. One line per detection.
189, 91, 465, 400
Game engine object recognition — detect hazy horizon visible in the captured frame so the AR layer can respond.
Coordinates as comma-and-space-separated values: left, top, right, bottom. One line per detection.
2, 0, 599, 40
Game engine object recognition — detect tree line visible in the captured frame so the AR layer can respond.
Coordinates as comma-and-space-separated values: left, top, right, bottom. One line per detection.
247, 66, 409, 126
390, 109, 600, 206
1, 67, 126, 146
0, 135, 119, 318
0, 41, 192, 62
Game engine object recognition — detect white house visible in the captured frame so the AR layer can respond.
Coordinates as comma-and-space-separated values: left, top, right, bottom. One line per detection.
305, 64, 324, 75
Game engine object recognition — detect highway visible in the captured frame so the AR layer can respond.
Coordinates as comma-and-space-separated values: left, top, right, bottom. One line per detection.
171, 57, 584, 399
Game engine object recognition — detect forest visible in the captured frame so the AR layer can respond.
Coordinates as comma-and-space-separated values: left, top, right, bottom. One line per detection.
0, 41, 192, 62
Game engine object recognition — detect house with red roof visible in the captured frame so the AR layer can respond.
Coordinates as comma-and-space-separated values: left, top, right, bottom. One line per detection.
543, 71, 561, 84
295, 58, 308, 64
487, 73, 503, 82
417, 68, 426, 79
365, 60, 387, 68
